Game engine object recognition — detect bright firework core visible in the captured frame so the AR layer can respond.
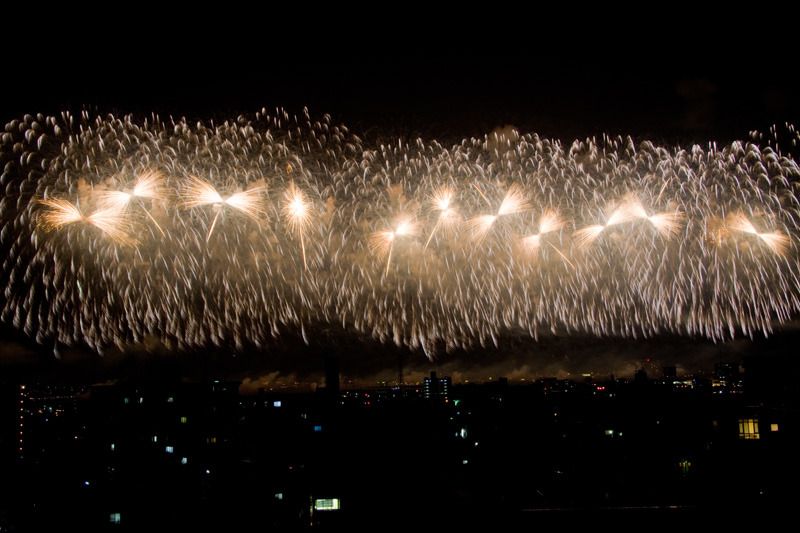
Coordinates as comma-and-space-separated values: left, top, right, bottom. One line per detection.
1, 109, 799, 358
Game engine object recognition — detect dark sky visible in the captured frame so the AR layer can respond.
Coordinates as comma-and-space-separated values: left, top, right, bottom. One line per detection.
2, 8, 800, 384
4, 8, 799, 143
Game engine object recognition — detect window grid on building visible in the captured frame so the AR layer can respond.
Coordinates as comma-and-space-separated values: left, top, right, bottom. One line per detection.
738, 418, 760, 440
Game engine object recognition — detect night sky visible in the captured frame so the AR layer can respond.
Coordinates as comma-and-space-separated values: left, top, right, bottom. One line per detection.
3, 8, 800, 385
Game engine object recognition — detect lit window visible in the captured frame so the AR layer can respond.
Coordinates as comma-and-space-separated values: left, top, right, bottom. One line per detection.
771, 423, 779, 432
314, 425, 322, 433
152, 435, 158, 443
314, 498, 340, 511
738, 418, 760, 440
273, 401, 282, 408
180, 416, 187, 424
165, 446, 174, 454
109, 513, 121, 524
110, 443, 115, 451
181, 457, 188, 465
167, 397, 174, 403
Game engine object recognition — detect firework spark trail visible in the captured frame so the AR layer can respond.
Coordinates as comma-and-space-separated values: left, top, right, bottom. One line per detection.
2, 109, 800, 359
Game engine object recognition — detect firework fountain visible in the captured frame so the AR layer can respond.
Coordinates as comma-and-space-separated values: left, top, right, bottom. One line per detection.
1, 108, 798, 358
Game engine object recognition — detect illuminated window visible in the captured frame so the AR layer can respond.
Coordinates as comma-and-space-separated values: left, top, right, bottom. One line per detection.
181, 457, 188, 465
165, 446, 174, 454
109, 513, 121, 524
314, 498, 340, 511
180, 416, 188, 424
738, 418, 760, 440
207, 437, 216, 444
273, 401, 282, 407
679, 460, 692, 475
771, 423, 779, 432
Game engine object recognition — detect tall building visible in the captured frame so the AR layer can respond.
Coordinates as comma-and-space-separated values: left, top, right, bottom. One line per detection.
423, 372, 451, 403
713, 362, 741, 394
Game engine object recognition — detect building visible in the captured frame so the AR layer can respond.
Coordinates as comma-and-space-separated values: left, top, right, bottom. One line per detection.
423, 372, 451, 403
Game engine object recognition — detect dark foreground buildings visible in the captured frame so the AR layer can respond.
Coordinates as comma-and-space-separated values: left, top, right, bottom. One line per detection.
0, 355, 797, 530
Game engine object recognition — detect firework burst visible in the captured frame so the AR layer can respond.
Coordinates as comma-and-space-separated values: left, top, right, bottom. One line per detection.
182, 175, 265, 241
37, 198, 135, 244
370, 216, 422, 275
424, 186, 459, 250
282, 182, 312, 270
2, 109, 800, 359
96, 168, 166, 234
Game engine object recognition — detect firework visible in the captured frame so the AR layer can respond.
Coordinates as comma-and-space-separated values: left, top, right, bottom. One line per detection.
424, 186, 458, 250
615, 194, 687, 240
467, 184, 530, 242
96, 168, 166, 234
282, 182, 312, 270
36, 198, 83, 231
521, 211, 566, 255
728, 212, 790, 256
370, 216, 421, 275
37, 198, 135, 244
182, 175, 265, 241
2, 109, 799, 359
